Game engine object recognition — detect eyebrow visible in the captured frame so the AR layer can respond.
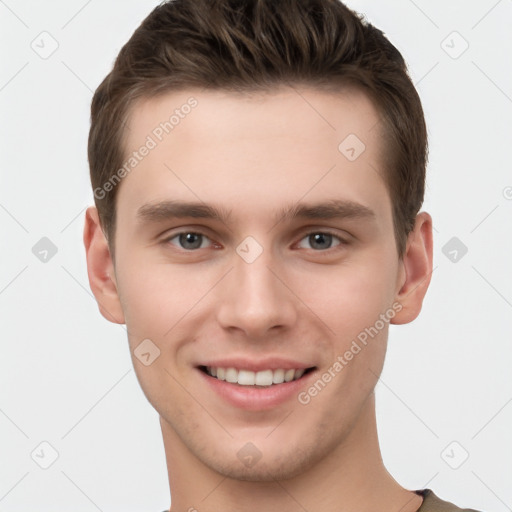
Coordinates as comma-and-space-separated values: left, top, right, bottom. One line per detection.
136, 199, 375, 225
274, 199, 375, 224
137, 200, 231, 223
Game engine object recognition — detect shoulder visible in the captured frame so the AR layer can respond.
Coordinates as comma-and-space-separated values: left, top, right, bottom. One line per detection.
416, 489, 484, 512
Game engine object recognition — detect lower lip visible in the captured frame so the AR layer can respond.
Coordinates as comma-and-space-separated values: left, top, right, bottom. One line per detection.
196, 368, 315, 411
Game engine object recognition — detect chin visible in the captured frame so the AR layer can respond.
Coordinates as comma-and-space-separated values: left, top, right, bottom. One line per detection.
199, 440, 325, 482
209, 457, 309, 482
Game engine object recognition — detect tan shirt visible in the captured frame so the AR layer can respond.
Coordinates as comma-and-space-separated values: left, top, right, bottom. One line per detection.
159, 488, 483, 512
416, 489, 483, 512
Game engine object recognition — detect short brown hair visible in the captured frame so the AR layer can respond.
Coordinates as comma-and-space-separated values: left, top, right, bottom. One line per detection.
88, 0, 427, 258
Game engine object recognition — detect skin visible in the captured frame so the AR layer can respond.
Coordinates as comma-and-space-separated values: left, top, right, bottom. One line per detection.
84, 86, 433, 512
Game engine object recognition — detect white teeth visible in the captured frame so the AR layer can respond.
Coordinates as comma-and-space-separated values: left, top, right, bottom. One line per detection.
294, 368, 305, 379
225, 367, 238, 383
205, 366, 309, 386
272, 369, 285, 384
284, 369, 295, 382
238, 369, 255, 385
255, 369, 273, 386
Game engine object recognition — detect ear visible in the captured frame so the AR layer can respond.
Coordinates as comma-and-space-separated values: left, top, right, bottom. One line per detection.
391, 211, 433, 325
83, 206, 125, 324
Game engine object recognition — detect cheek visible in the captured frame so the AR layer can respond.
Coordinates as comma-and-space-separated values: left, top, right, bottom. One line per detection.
114, 256, 172, 340
291, 254, 398, 338
115, 255, 219, 344
114, 261, 197, 405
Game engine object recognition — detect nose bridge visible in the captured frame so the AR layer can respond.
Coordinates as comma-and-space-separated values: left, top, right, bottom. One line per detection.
235, 250, 276, 301
216, 240, 297, 336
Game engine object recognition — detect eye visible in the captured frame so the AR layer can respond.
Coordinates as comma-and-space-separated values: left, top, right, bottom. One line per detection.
166, 232, 212, 250
297, 232, 343, 251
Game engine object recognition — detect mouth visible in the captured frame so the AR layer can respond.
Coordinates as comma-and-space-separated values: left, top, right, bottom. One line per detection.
198, 365, 316, 388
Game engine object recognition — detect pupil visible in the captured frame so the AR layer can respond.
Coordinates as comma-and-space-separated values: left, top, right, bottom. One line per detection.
180, 233, 202, 249
310, 233, 332, 250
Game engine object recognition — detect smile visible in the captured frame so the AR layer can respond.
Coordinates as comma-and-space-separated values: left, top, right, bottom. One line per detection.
199, 366, 315, 387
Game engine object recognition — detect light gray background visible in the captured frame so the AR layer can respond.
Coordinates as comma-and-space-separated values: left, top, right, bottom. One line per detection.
1, 1, 511, 511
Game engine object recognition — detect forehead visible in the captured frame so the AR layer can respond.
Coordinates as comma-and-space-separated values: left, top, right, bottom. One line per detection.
124, 86, 382, 156
117, 86, 390, 227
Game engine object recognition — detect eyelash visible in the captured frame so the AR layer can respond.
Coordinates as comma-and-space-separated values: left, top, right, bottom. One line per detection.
162, 229, 348, 252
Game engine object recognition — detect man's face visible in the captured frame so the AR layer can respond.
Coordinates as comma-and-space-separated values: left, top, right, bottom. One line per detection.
110, 87, 405, 480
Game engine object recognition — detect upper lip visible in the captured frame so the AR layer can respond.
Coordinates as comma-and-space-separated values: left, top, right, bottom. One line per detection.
197, 357, 315, 373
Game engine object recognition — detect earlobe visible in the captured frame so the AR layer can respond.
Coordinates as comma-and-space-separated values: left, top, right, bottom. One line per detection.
391, 212, 433, 325
83, 206, 125, 324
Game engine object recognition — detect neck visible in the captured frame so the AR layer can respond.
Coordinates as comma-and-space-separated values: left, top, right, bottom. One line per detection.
161, 394, 423, 512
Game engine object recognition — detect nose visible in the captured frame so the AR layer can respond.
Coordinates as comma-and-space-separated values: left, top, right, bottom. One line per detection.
216, 247, 298, 339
